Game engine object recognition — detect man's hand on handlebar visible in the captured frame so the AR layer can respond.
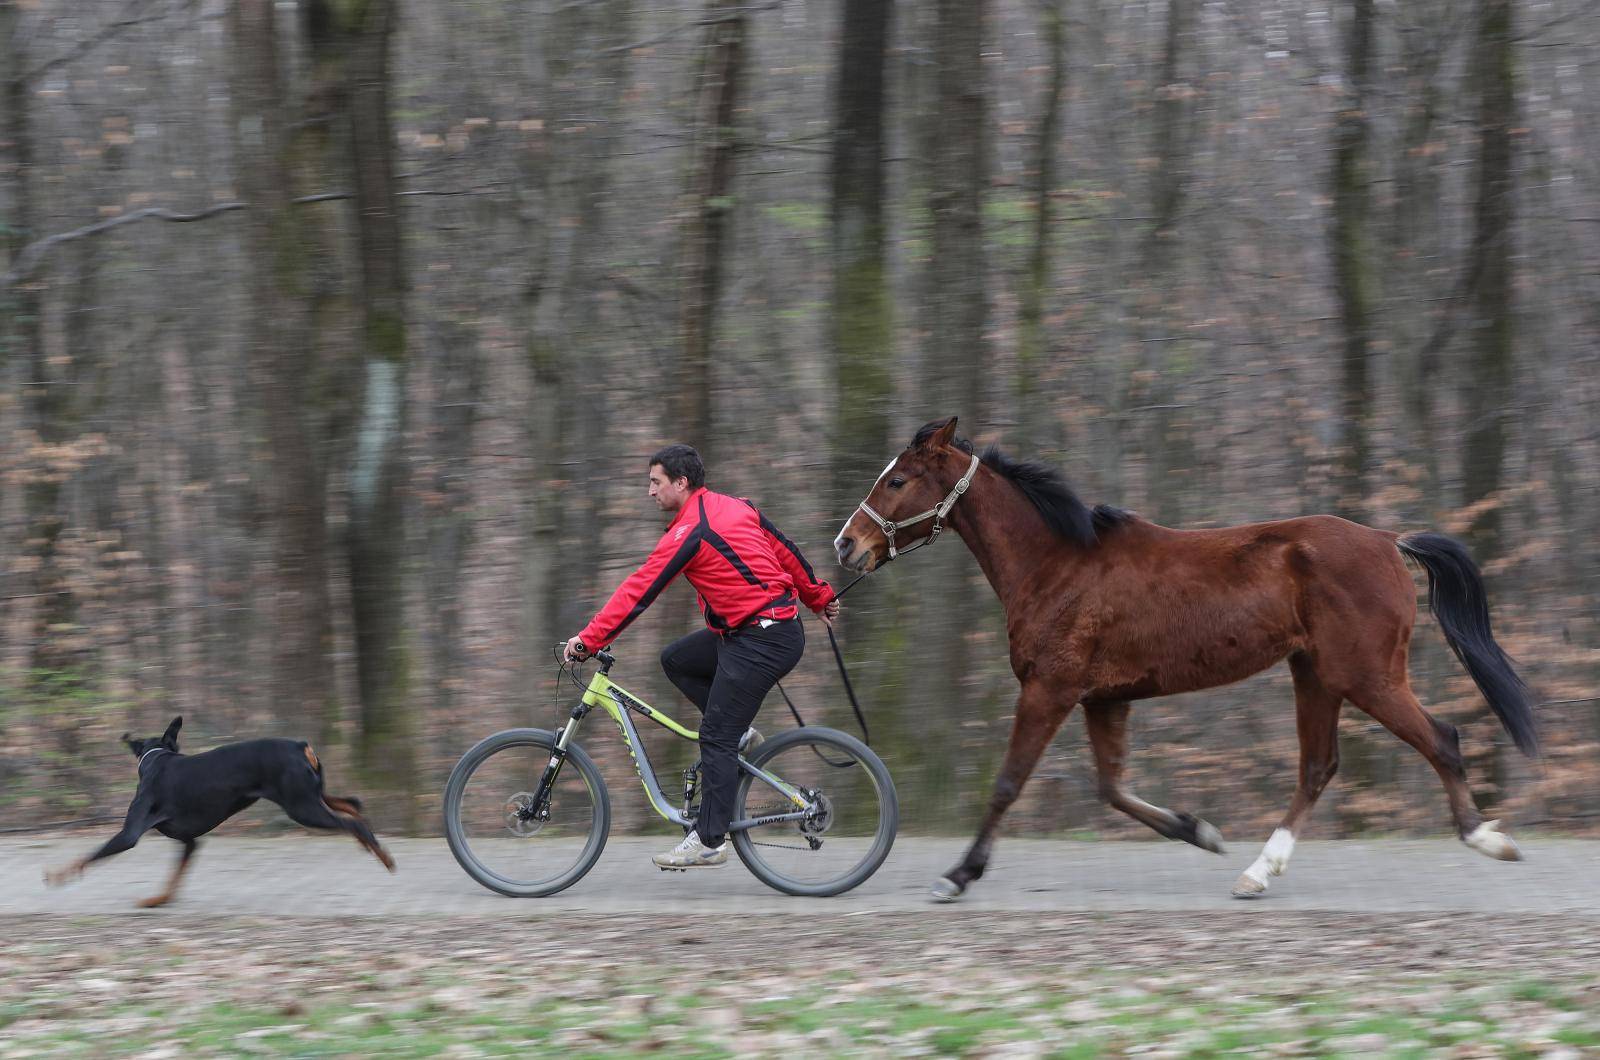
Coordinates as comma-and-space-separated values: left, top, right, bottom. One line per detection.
562, 635, 590, 663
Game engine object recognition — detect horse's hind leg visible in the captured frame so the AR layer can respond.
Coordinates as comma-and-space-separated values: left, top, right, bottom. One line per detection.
1084, 701, 1224, 853
1345, 678, 1517, 862
933, 682, 1075, 902
1233, 653, 1342, 898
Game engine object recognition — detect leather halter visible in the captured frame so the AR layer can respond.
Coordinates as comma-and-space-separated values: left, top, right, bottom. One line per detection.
856, 452, 981, 561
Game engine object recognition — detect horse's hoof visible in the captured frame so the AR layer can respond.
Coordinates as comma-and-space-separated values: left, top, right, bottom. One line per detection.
1230, 873, 1267, 899
1464, 819, 1522, 862
931, 876, 964, 902
1194, 819, 1226, 855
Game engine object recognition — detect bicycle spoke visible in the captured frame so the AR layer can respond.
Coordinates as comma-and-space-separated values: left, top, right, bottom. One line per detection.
445, 731, 609, 897
732, 729, 896, 896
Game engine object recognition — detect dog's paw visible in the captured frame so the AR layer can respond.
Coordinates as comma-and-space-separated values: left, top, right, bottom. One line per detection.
43, 865, 78, 888
136, 894, 172, 909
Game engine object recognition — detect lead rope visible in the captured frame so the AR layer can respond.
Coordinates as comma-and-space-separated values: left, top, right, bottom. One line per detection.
773, 571, 873, 767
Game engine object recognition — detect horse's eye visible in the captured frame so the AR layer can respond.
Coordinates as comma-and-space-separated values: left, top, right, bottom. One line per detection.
888, 477, 905, 489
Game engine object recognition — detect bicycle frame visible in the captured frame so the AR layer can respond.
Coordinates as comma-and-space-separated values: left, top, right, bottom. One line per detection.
530, 653, 817, 833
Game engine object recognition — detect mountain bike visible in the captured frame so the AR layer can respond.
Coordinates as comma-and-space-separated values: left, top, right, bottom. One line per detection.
443, 646, 898, 898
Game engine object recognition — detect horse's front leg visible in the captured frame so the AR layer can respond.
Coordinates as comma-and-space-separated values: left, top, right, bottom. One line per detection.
933, 682, 1077, 901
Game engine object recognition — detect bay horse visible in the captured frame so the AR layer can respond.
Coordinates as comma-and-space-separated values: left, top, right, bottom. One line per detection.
834, 417, 1537, 901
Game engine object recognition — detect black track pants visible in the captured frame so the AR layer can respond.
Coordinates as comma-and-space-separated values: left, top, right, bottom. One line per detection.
659, 619, 804, 845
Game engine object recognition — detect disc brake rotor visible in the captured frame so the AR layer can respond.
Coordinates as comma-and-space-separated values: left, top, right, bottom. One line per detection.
503, 792, 545, 837
798, 790, 834, 836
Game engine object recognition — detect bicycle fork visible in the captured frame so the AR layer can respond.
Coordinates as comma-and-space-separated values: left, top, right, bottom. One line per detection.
526, 702, 590, 822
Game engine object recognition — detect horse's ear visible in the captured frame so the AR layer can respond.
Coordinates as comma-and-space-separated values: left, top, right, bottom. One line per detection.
927, 417, 959, 450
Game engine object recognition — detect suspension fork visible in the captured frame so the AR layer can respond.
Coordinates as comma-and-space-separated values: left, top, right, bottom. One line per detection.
527, 702, 590, 820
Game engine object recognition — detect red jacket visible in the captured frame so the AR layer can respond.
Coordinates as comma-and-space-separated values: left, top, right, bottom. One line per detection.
579, 488, 835, 650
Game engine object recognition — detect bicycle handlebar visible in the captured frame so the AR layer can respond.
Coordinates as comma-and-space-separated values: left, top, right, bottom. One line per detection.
558, 641, 615, 670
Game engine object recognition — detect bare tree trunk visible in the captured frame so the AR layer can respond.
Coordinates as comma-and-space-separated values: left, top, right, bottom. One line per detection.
0, 0, 41, 728
926, 0, 988, 424
912, 0, 994, 827
519, 0, 632, 760
831, 0, 894, 500
1391, 7, 1449, 518
1462, 0, 1516, 562
1135, 0, 1194, 526
5, 0, 78, 691
1462, 0, 1517, 812
1322, 0, 1382, 829
421, 318, 481, 732
674, 0, 746, 456
1141, 0, 1192, 267
228, 0, 334, 739
1017, 0, 1068, 451
1331, 0, 1376, 521
336, 0, 414, 819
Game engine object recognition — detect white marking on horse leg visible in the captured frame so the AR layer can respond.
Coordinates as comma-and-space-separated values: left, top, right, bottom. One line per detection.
1234, 827, 1295, 895
1463, 819, 1522, 862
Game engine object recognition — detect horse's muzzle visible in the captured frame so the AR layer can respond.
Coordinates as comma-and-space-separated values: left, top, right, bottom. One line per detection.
834, 535, 857, 568
834, 535, 873, 572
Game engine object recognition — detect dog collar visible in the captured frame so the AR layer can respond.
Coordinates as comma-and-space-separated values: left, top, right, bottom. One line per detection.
138, 747, 170, 770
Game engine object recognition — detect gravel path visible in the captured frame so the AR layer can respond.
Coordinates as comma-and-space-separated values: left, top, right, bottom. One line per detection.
8, 834, 1598, 917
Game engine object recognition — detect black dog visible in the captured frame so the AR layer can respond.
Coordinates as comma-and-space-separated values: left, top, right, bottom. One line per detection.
44, 716, 395, 906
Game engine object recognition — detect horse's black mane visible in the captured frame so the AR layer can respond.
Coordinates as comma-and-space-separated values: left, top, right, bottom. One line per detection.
910, 421, 1132, 548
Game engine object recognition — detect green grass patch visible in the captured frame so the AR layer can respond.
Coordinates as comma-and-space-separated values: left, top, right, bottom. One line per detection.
7, 965, 1600, 1057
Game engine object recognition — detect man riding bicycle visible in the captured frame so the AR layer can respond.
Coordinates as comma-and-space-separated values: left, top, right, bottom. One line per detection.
564, 444, 839, 869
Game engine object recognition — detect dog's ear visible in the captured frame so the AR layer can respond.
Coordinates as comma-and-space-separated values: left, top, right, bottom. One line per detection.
121, 732, 138, 754
162, 716, 183, 750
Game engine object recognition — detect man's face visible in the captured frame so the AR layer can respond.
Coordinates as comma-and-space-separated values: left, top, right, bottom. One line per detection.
649, 464, 693, 513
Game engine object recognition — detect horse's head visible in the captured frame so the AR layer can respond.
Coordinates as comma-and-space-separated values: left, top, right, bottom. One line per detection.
834, 416, 977, 572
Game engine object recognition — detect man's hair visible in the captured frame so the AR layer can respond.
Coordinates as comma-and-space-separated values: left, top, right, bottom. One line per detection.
650, 444, 705, 489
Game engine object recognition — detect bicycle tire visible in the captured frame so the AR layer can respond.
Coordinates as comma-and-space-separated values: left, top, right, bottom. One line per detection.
443, 728, 611, 897
730, 726, 897, 897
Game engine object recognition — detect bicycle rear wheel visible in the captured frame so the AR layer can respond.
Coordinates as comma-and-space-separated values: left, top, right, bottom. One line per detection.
443, 728, 610, 897
731, 727, 897, 897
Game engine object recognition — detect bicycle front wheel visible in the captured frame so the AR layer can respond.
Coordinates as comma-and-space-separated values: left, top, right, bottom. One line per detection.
443, 728, 610, 897
731, 727, 897, 897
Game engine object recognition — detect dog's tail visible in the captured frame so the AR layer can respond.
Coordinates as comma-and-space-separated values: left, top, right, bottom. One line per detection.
325, 794, 366, 816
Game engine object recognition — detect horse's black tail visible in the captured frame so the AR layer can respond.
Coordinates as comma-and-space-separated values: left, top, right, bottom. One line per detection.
1397, 531, 1538, 757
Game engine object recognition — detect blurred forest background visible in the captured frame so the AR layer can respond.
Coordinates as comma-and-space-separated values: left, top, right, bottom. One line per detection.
3, 0, 1597, 842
